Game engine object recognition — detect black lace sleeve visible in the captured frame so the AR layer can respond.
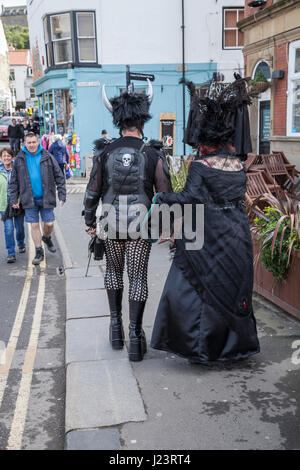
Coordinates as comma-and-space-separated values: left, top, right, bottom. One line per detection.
156, 162, 203, 207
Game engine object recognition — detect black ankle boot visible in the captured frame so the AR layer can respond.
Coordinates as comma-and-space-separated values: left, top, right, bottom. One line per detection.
129, 300, 147, 362
107, 289, 124, 350
32, 246, 44, 266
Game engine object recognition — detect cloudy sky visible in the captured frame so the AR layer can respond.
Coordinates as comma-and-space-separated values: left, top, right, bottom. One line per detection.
0, 0, 26, 9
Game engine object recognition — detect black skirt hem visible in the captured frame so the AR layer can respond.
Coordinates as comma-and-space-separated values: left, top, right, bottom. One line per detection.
150, 342, 260, 363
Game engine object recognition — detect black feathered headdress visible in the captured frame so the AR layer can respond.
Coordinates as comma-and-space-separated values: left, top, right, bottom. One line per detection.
182, 76, 252, 149
102, 80, 153, 131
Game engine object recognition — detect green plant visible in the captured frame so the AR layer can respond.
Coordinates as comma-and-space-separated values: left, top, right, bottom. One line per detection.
166, 155, 188, 192
3, 25, 29, 50
250, 193, 300, 280
249, 70, 268, 86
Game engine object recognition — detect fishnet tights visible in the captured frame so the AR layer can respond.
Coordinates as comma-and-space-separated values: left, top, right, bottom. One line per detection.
104, 239, 151, 301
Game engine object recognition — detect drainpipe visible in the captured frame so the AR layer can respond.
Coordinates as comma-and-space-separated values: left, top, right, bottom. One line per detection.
181, 0, 186, 155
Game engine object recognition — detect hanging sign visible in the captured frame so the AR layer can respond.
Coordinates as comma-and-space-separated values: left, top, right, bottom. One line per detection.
160, 113, 176, 156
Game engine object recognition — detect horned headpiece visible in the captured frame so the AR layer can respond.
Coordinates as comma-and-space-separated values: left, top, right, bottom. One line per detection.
102, 79, 154, 130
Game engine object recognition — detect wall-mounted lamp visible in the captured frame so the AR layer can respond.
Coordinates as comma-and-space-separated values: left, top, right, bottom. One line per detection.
272, 70, 285, 79
248, 1, 267, 8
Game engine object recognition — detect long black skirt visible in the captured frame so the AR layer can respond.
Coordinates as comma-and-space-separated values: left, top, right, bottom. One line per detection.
150, 261, 260, 362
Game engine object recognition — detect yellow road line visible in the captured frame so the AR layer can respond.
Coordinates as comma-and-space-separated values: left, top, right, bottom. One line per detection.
0, 235, 34, 406
6, 255, 46, 450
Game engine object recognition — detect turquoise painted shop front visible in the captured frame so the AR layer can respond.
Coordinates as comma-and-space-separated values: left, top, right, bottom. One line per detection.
33, 62, 217, 175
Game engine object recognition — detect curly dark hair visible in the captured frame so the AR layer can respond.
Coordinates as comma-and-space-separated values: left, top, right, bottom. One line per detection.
110, 92, 152, 132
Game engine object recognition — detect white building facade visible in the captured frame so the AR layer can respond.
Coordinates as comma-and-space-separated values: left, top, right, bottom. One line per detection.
9, 49, 36, 110
0, 19, 12, 113
27, 0, 245, 174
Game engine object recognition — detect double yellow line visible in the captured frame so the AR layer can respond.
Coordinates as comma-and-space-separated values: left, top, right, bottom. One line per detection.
0, 233, 47, 450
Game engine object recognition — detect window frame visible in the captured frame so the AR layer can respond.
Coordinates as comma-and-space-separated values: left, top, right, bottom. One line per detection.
50, 12, 73, 65
287, 40, 300, 137
9, 68, 15, 81
75, 11, 97, 63
223, 7, 245, 50
43, 10, 99, 70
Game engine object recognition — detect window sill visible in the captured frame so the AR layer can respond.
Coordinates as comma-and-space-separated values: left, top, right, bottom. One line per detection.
45, 63, 101, 73
270, 135, 300, 141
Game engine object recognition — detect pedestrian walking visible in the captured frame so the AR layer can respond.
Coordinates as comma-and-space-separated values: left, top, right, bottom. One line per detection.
17, 119, 25, 150
49, 134, 70, 174
10, 132, 66, 265
0, 148, 25, 263
151, 77, 260, 363
8, 119, 22, 156
84, 81, 171, 362
27, 118, 39, 135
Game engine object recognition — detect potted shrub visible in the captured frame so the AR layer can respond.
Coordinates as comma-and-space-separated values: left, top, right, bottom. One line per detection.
250, 192, 300, 319
249, 70, 270, 95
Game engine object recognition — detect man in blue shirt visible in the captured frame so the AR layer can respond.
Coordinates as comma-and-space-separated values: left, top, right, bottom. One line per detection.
10, 132, 66, 265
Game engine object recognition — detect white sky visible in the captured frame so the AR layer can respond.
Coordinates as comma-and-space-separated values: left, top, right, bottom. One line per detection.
0, 0, 27, 9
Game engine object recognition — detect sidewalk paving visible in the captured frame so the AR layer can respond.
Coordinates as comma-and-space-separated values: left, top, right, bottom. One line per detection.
55, 193, 300, 451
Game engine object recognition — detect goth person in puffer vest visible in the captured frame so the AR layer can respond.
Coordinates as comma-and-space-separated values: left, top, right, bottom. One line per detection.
84, 81, 171, 362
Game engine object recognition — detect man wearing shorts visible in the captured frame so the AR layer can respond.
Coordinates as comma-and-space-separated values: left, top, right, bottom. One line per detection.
10, 132, 66, 265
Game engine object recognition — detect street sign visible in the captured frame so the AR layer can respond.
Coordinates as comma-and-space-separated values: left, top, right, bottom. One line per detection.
129, 73, 155, 82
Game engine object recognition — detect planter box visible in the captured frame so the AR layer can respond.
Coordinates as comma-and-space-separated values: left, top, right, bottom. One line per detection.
253, 236, 300, 320
250, 81, 270, 95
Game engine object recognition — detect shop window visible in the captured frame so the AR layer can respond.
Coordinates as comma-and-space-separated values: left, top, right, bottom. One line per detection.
43, 10, 97, 68
223, 8, 244, 49
287, 40, 300, 136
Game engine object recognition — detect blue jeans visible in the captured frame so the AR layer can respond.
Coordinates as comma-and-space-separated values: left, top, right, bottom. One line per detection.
0, 213, 25, 257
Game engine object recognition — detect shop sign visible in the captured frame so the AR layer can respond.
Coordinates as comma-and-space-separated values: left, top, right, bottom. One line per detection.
77, 81, 100, 87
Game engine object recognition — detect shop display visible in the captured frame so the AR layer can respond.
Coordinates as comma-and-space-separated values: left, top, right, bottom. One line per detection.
67, 134, 81, 170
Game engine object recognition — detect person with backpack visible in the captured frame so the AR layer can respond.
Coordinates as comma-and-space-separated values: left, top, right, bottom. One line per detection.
84, 81, 171, 362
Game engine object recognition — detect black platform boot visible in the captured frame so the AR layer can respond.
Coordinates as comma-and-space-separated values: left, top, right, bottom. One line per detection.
107, 289, 124, 350
129, 300, 147, 362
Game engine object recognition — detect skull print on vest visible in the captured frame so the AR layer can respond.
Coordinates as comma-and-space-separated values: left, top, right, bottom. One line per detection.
101, 145, 152, 239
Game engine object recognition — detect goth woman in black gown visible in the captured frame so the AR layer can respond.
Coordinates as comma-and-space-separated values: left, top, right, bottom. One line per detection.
150, 78, 260, 363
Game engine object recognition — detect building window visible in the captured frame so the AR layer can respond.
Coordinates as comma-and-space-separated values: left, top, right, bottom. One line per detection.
195, 85, 210, 99
9, 69, 15, 81
76, 12, 96, 62
50, 13, 73, 65
253, 60, 271, 80
43, 10, 97, 68
223, 8, 244, 49
287, 40, 300, 136
30, 88, 36, 99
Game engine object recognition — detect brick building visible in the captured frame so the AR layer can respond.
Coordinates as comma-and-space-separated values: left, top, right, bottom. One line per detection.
238, 0, 300, 167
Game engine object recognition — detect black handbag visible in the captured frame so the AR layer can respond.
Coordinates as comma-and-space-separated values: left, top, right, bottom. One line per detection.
88, 234, 105, 261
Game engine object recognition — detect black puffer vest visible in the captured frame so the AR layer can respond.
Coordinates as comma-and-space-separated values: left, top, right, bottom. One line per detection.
101, 143, 152, 237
